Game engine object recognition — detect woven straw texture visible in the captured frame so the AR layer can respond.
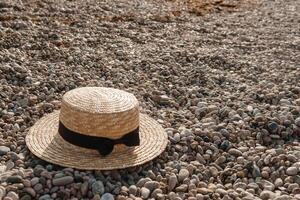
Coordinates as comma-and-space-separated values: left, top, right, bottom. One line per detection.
59, 87, 139, 139
26, 111, 168, 170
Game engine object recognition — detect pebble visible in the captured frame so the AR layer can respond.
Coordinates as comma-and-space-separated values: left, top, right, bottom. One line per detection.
128, 185, 137, 195
6, 191, 19, 200
52, 176, 74, 186
6, 176, 23, 184
140, 187, 150, 199
178, 169, 189, 182
295, 117, 300, 127
274, 195, 292, 200
275, 178, 283, 188
168, 173, 178, 191
92, 181, 105, 195
286, 167, 298, 176
101, 193, 114, 200
20, 195, 31, 200
81, 181, 89, 196
259, 190, 276, 200
38, 194, 51, 200
30, 178, 39, 186
0, 186, 6, 199
228, 148, 243, 156
144, 181, 160, 191
24, 187, 36, 197
0, 146, 10, 156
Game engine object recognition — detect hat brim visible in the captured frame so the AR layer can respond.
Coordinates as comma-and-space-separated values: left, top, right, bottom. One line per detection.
25, 111, 168, 170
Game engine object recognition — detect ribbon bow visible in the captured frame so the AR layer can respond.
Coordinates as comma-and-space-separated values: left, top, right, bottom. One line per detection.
58, 122, 140, 156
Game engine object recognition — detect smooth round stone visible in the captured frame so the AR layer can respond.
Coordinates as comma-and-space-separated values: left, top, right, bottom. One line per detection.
178, 169, 189, 182
92, 181, 105, 195
100, 193, 114, 200
144, 181, 160, 191
81, 181, 89, 196
228, 148, 242, 157
24, 187, 36, 197
168, 173, 178, 191
38, 194, 51, 200
30, 177, 39, 186
128, 185, 137, 196
0, 186, 6, 199
7, 176, 23, 184
274, 195, 292, 200
140, 187, 150, 199
295, 117, 300, 127
151, 188, 162, 198
20, 194, 32, 200
6, 191, 19, 200
260, 190, 276, 200
23, 180, 31, 187
286, 167, 298, 176
52, 176, 74, 186
33, 183, 43, 192
274, 178, 283, 188
0, 146, 10, 156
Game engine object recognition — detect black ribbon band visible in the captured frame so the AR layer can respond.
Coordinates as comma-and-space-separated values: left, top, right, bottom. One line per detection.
58, 121, 140, 156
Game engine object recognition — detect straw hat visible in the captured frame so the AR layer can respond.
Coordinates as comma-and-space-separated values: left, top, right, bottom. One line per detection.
26, 87, 168, 170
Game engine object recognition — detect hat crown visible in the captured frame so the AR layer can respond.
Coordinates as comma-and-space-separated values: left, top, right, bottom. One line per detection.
59, 87, 139, 139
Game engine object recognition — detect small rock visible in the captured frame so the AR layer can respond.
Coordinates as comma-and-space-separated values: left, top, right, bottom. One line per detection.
0, 186, 6, 199
260, 190, 276, 200
92, 181, 105, 195
141, 187, 150, 199
228, 148, 242, 156
252, 163, 261, 178
175, 184, 188, 192
261, 180, 275, 191
0, 146, 10, 156
30, 178, 39, 186
128, 185, 137, 195
6, 191, 19, 200
295, 117, 300, 127
92, 194, 101, 200
20, 194, 31, 200
81, 181, 89, 196
52, 176, 74, 186
168, 173, 178, 190
274, 195, 291, 200
178, 169, 189, 182
286, 167, 298, 176
274, 178, 283, 188
24, 187, 36, 197
144, 181, 160, 191
33, 183, 43, 192
101, 193, 114, 200
38, 194, 51, 200
7, 176, 23, 184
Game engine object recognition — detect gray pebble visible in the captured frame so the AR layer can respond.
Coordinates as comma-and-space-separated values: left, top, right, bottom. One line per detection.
178, 169, 189, 182
228, 148, 243, 157
140, 187, 150, 199
100, 193, 114, 200
6, 191, 19, 200
52, 176, 74, 186
168, 173, 178, 191
92, 181, 105, 195
0, 146, 10, 156
128, 185, 137, 195
286, 167, 298, 176
38, 194, 51, 200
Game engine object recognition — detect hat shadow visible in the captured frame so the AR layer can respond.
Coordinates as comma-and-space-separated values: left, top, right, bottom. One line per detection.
42, 132, 139, 170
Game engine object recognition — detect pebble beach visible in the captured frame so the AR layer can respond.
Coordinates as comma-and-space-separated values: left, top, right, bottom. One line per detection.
0, 0, 299, 199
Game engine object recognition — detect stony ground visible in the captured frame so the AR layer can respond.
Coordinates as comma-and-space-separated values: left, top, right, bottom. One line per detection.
0, 0, 300, 199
